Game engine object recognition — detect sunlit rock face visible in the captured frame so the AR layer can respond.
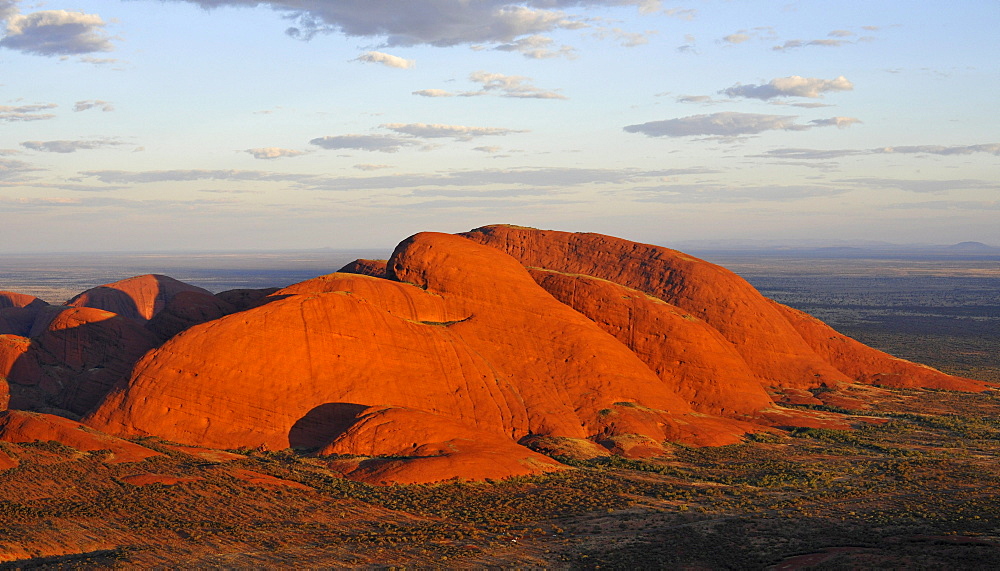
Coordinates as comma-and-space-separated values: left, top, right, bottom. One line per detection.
2, 224, 985, 485
462, 224, 984, 393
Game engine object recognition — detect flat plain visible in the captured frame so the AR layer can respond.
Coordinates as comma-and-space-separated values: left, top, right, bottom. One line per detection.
2, 250, 999, 568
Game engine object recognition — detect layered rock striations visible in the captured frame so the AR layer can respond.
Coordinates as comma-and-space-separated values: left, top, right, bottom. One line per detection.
0, 224, 987, 484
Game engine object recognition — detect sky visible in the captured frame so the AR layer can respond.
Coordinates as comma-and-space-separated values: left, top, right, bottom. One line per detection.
0, 0, 998, 252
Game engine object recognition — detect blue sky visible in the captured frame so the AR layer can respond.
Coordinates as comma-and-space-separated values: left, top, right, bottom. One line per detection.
1, 0, 997, 251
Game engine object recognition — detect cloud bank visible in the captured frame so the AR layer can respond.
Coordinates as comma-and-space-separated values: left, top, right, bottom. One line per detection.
0, 5, 114, 56
624, 112, 859, 137
172, 0, 655, 46
722, 75, 853, 100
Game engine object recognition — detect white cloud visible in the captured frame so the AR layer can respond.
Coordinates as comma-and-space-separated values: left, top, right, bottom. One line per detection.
308, 134, 419, 153
353, 163, 392, 171
473, 146, 503, 154
0, 157, 41, 181
809, 116, 861, 129
759, 143, 1000, 160
380, 123, 527, 140
21, 139, 123, 153
414, 71, 567, 100
623, 112, 857, 137
663, 8, 696, 21
492, 34, 576, 59
175, 1, 656, 47
0, 103, 57, 122
412, 89, 453, 98
722, 75, 853, 100
722, 33, 749, 44
839, 178, 998, 194
353, 51, 415, 69
79, 169, 316, 184
245, 147, 308, 159
73, 100, 114, 112
0, 7, 114, 56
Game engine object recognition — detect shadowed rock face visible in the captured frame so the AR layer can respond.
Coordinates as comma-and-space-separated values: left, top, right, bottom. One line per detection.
67, 274, 213, 323
0, 292, 49, 337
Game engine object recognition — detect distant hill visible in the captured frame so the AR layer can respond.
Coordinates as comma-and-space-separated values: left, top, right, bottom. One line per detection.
946, 241, 998, 252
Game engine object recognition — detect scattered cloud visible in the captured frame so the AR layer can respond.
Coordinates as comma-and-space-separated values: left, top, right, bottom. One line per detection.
491, 34, 576, 59
0, 157, 42, 181
839, 177, 999, 194
0, 6, 115, 56
722, 75, 853, 100
73, 99, 114, 112
380, 123, 527, 141
308, 134, 419, 153
78, 169, 316, 184
174, 0, 655, 47
634, 183, 845, 203
594, 27, 657, 47
414, 71, 567, 100
676, 95, 720, 104
757, 143, 1000, 160
663, 7, 696, 21
353, 51, 415, 69
809, 116, 861, 129
412, 89, 453, 98
473, 146, 503, 154
245, 147, 308, 159
828, 30, 854, 38
21, 139, 124, 153
0, 103, 57, 122
623, 112, 858, 138
722, 33, 750, 44
353, 163, 392, 171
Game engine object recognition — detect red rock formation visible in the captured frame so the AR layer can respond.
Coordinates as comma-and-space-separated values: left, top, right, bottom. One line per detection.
770, 301, 986, 391
0, 292, 49, 337
146, 290, 236, 341
66, 274, 212, 322
0, 410, 161, 463
528, 268, 773, 418
3, 308, 159, 415
86, 232, 752, 483
462, 225, 987, 393
338, 258, 388, 278
321, 406, 565, 484
215, 288, 280, 313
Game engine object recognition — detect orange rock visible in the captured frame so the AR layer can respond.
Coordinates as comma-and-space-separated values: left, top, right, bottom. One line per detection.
0, 292, 46, 310
463, 225, 982, 393
528, 268, 773, 418
338, 258, 388, 278
85, 232, 751, 483
66, 274, 212, 322
321, 406, 565, 485
4, 308, 159, 415
0, 410, 161, 463
771, 300, 989, 391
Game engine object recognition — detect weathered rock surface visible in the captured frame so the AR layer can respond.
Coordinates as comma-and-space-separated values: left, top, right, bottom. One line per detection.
528, 268, 773, 418
3, 224, 986, 485
0, 410, 161, 464
3, 308, 159, 415
338, 258, 388, 278
0, 292, 49, 337
85, 232, 754, 483
462, 225, 986, 393
66, 274, 212, 322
